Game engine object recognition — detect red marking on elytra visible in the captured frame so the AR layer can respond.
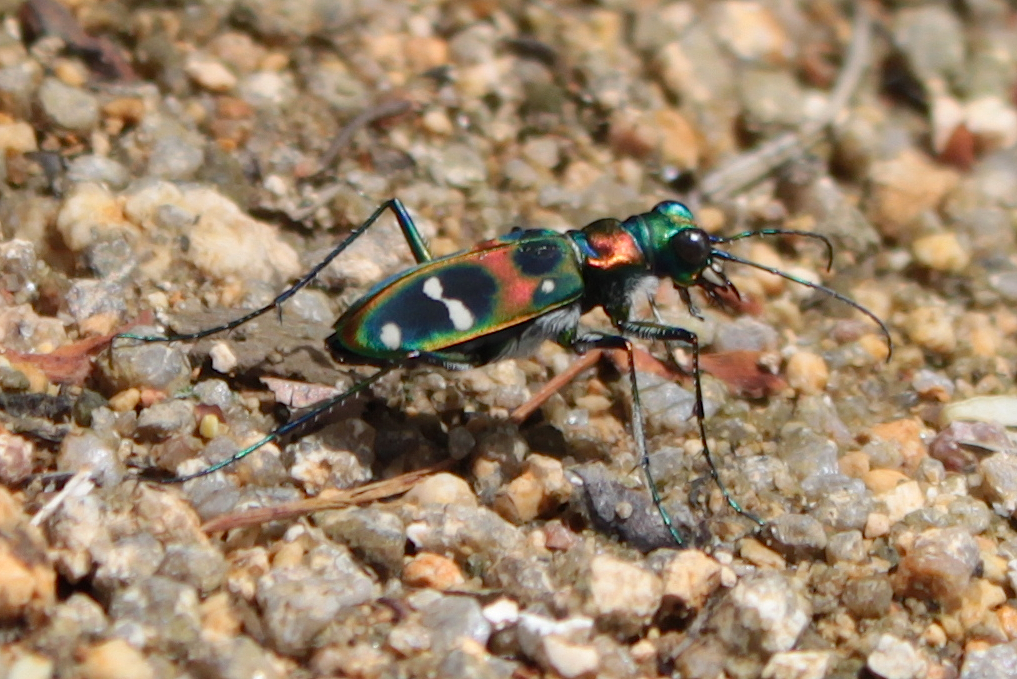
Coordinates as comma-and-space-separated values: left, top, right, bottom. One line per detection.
476, 247, 538, 312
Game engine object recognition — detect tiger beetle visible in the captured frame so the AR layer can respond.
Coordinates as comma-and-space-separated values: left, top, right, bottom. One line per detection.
118, 199, 891, 546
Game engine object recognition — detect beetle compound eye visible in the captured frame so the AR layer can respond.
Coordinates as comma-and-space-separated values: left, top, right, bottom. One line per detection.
672, 228, 712, 270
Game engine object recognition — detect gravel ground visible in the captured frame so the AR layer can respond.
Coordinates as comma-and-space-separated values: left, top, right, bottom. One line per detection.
1, 0, 1017, 677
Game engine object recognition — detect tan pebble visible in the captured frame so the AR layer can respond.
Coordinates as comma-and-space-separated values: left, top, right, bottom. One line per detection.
494, 471, 542, 523
108, 388, 141, 412
574, 394, 612, 413
78, 639, 154, 679
785, 351, 828, 395
762, 651, 833, 679
56, 184, 132, 252
421, 108, 454, 136
655, 108, 700, 170
963, 313, 1000, 358
199, 592, 241, 640
661, 550, 722, 610
697, 206, 725, 233
404, 36, 449, 72
53, 58, 89, 87
102, 97, 146, 126
525, 454, 571, 502
0, 544, 55, 618
859, 333, 891, 362
0, 121, 38, 154
9, 361, 49, 393
630, 638, 657, 663
403, 553, 465, 590
209, 341, 238, 373
198, 413, 221, 439
710, 1, 790, 64
997, 604, 1017, 641
965, 96, 1017, 151
959, 580, 1007, 630
739, 538, 786, 570
923, 622, 948, 647
588, 555, 662, 621
77, 311, 121, 337
260, 52, 289, 71
271, 541, 305, 569
880, 480, 924, 523
868, 419, 927, 472
7, 652, 54, 679
404, 472, 477, 507
839, 451, 870, 478
913, 233, 970, 273
862, 469, 911, 494
745, 243, 786, 296
868, 150, 959, 239
542, 636, 600, 679
906, 306, 957, 355
864, 512, 891, 539
184, 54, 237, 92
138, 388, 167, 408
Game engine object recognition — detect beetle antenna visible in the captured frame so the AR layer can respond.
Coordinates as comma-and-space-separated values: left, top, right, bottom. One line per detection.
713, 230, 834, 272
711, 250, 892, 360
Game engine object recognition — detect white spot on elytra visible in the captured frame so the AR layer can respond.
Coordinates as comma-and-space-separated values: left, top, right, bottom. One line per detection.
540, 279, 555, 293
422, 276, 443, 300
421, 275, 475, 331
380, 322, 401, 350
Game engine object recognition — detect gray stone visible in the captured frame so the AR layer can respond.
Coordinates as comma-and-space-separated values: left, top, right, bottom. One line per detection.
712, 572, 811, 654
960, 641, 1017, 679
257, 543, 376, 655
136, 399, 195, 440
421, 595, 492, 652
37, 78, 99, 132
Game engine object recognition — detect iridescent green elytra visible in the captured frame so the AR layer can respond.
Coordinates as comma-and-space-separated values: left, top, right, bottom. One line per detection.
120, 199, 891, 548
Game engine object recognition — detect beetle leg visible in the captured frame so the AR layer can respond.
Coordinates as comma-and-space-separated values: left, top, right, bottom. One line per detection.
140, 366, 398, 483
616, 320, 765, 529
118, 199, 432, 344
570, 331, 688, 547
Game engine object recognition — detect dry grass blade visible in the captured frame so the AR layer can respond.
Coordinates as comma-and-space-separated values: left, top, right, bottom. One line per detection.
200, 461, 453, 532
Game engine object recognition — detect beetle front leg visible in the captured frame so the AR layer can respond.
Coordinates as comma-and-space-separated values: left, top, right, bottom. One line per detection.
615, 319, 765, 528
568, 331, 688, 547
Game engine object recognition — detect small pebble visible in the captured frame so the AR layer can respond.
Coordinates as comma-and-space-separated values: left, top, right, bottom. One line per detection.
761, 651, 832, 679
896, 527, 980, 610
826, 530, 866, 564
866, 633, 927, 679
739, 538, 787, 570
865, 512, 891, 539
586, 555, 662, 633
404, 473, 478, 508
660, 550, 722, 610
0, 121, 38, 154
980, 453, 1017, 518
38, 78, 99, 132
420, 595, 491, 652
844, 576, 894, 619
7, 653, 54, 679
209, 341, 238, 373
77, 639, 154, 679
714, 572, 811, 654
402, 553, 465, 591
785, 351, 828, 395
912, 233, 970, 273
905, 307, 957, 355
184, 53, 237, 92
